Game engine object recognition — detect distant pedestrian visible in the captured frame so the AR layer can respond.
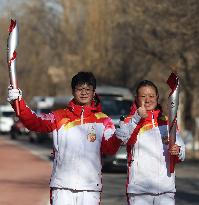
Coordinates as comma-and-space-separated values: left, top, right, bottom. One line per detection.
116, 79, 185, 205
7, 71, 122, 205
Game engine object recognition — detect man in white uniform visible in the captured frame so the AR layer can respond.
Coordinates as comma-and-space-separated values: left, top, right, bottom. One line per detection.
8, 71, 122, 205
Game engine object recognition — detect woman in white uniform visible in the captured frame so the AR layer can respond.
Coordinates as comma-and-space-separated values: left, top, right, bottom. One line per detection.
116, 79, 185, 205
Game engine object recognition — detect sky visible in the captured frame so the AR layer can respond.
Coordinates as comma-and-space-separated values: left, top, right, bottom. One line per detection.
0, 0, 12, 13
0, 0, 6, 7
0, 0, 21, 5
0, 0, 23, 11
0, 0, 26, 17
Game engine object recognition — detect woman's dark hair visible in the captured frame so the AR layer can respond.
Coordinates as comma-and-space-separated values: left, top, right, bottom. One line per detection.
71, 71, 96, 90
136, 80, 159, 96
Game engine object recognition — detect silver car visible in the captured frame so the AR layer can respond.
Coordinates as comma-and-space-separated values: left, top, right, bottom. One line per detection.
100, 97, 131, 172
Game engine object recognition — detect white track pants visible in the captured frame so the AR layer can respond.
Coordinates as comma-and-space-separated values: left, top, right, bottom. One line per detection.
51, 189, 101, 205
128, 193, 175, 205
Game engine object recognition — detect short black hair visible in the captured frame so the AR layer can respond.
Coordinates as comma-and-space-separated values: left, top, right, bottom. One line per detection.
136, 80, 159, 96
71, 71, 96, 90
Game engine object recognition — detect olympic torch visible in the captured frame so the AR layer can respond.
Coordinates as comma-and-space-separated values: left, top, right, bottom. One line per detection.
167, 72, 180, 173
7, 19, 20, 116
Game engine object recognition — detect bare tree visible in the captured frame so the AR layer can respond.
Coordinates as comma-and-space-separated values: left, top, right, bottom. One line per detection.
0, 0, 198, 132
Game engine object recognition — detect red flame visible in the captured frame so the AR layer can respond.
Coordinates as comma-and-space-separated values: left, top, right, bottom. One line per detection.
167, 72, 179, 96
8, 19, 16, 33
8, 51, 17, 66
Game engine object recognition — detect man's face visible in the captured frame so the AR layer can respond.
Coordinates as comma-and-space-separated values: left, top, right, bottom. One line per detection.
73, 83, 95, 106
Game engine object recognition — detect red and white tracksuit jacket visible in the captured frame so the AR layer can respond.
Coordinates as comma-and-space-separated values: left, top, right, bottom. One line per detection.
124, 107, 185, 194
14, 98, 121, 191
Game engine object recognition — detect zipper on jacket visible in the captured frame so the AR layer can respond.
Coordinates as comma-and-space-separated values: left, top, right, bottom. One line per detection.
81, 107, 84, 125
152, 111, 155, 127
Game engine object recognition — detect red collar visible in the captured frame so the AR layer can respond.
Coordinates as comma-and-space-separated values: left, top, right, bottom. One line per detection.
67, 99, 99, 118
143, 109, 162, 123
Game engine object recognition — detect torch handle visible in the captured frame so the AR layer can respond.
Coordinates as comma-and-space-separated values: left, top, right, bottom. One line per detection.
14, 100, 20, 117
9, 75, 20, 116
169, 155, 175, 173
169, 119, 177, 173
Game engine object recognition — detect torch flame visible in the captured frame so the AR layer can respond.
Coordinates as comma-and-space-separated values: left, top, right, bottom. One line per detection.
8, 19, 16, 33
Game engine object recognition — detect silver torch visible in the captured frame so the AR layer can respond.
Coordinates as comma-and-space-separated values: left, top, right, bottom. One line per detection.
7, 19, 20, 116
167, 72, 180, 173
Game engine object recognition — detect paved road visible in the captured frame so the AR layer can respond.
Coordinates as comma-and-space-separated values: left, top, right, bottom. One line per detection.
1, 135, 199, 205
175, 160, 199, 205
102, 162, 199, 205
0, 136, 51, 205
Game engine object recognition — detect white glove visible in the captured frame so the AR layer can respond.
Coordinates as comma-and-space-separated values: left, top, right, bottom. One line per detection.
178, 147, 185, 161
115, 122, 131, 144
7, 86, 22, 103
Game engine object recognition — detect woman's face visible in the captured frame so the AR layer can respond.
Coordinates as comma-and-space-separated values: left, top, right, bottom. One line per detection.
136, 85, 158, 111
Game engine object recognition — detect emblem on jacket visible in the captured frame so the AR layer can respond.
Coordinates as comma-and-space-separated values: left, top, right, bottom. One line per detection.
87, 126, 96, 142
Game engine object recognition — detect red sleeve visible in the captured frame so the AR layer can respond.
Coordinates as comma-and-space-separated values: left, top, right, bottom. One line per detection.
101, 135, 122, 155
174, 155, 181, 164
12, 98, 56, 133
101, 117, 122, 155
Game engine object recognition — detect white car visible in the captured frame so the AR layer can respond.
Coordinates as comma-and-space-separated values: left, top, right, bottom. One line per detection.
0, 104, 15, 133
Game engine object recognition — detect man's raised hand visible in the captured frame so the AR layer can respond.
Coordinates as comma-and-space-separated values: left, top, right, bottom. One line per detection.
7, 85, 22, 103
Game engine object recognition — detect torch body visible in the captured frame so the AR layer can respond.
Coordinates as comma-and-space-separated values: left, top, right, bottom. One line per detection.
7, 19, 20, 116
167, 72, 180, 173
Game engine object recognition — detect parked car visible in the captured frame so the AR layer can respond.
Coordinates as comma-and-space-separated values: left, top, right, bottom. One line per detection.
100, 97, 131, 172
100, 97, 132, 127
96, 86, 133, 172
0, 104, 15, 133
28, 107, 52, 143
102, 145, 127, 172
96, 85, 133, 100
